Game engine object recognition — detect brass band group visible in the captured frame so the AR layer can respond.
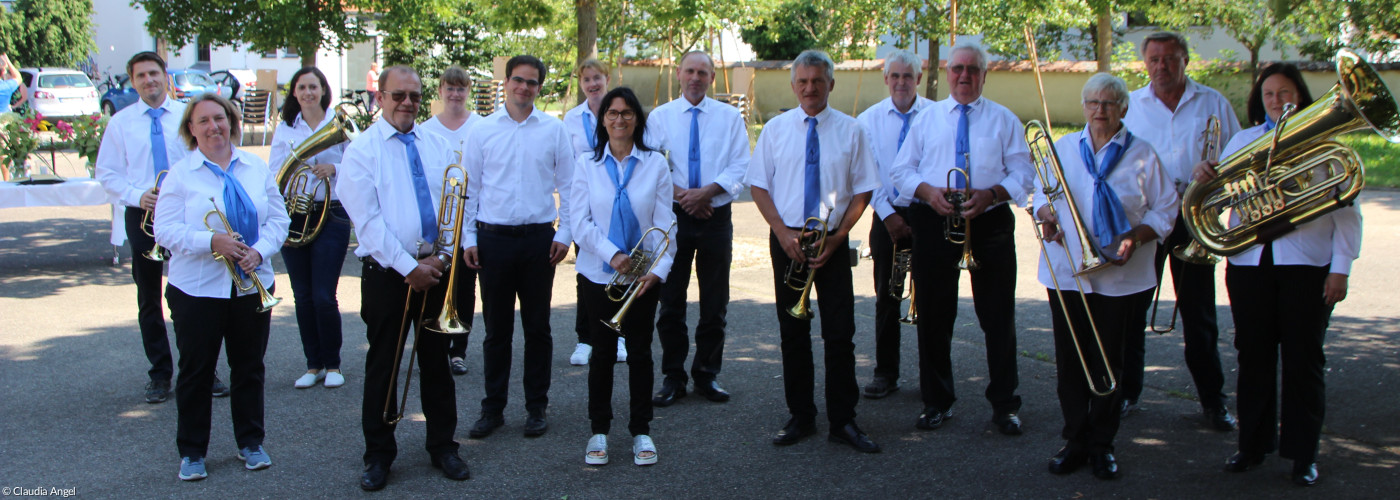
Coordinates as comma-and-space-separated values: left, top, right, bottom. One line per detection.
93, 28, 1388, 490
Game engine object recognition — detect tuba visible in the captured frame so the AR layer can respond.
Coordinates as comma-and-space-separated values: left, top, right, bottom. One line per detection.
1181, 48, 1399, 257
602, 222, 677, 334
785, 217, 828, 320
275, 104, 361, 247
204, 198, 281, 312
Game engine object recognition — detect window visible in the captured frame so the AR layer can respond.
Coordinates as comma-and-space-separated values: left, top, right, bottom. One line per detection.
38, 74, 94, 89
284, 46, 298, 59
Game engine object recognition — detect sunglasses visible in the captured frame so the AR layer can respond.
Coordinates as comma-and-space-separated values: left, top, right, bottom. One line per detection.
388, 91, 423, 103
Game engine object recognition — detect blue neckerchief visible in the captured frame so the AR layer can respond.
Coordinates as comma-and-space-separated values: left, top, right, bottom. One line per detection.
204, 158, 259, 278
1078, 130, 1135, 255
603, 153, 642, 274
583, 109, 597, 150
1264, 114, 1277, 132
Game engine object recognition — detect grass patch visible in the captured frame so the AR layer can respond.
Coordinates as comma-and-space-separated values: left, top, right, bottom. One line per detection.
1338, 131, 1400, 188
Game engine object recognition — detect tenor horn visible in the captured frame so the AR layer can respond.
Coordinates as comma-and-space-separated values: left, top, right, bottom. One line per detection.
275, 104, 361, 247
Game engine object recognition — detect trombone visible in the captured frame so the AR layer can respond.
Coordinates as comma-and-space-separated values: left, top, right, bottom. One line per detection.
890, 246, 917, 325
945, 165, 979, 270
203, 197, 281, 313
785, 216, 828, 320
142, 171, 170, 262
602, 222, 677, 334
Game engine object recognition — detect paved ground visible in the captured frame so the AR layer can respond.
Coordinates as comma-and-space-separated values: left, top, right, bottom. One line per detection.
2, 148, 1398, 498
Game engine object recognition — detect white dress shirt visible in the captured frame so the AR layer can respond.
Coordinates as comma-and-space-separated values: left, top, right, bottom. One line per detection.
96, 97, 189, 207
461, 107, 574, 248
268, 110, 346, 201
650, 96, 752, 207
420, 112, 485, 159
564, 101, 602, 158
1033, 126, 1178, 297
1218, 124, 1362, 273
154, 148, 289, 299
745, 106, 880, 228
1123, 79, 1242, 195
857, 95, 935, 218
336, 119, 459, 276
890, 97, 1034, 208
570, 146, 677, 285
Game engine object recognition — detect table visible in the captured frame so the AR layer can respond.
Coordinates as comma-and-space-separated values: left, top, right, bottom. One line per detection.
0, 176, 129, 249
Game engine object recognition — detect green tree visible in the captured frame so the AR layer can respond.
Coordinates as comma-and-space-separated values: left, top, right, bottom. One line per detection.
1147, 0, 1297, 80
1, 0, 96, 67
1288, 0, 1400, 62
137, 0, 375, 67
378, 0, 492, 119
739, 1, 821, 60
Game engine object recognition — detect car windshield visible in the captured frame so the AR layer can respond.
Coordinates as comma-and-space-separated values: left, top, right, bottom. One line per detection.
173, 73, 215, 86
38, 74, 94, 89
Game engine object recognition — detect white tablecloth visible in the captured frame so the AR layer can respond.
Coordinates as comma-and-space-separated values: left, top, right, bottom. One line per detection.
0, 177, 128, 245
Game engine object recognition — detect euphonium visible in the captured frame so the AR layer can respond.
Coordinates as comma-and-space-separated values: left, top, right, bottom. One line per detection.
945, 165, 979, 270
203, 197, 281, 313
890, 247, 916, 325
276, 104, 361, 247
1181, 48, 1400, 257
785, 217, 828, 320
602, 222, 677, 334
142, 170, 170, 262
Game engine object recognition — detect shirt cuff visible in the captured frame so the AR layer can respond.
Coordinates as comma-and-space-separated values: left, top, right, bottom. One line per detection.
1329, 258, 1353, 276
391, 253, 419, 277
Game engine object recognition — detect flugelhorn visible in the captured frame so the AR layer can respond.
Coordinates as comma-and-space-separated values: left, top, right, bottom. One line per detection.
142, 170, 170, 261
890, 246, 917, 325
203, 198, 281, 312
602, 222, 676, 334
275, 104, 360, 247
945, 165, 979, 270
785, 217, 828, 320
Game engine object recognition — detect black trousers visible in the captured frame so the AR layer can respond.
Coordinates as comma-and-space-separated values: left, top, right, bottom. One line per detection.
908, 203, 1021, 415
575, 272, 591, 345
447, 253, 478, 359
1048, 290, 1128, 454
476, 227, 555, 416
581, 279, 658, 435
1226, 262, 1329, 464
167, 285, 270, 459
868, 208, 912, 382
1123, 215, 1227, 410
360, 261, 457, 466
769, 231, 859, 427
657, 203, 733, 385
125, 207, 173, 382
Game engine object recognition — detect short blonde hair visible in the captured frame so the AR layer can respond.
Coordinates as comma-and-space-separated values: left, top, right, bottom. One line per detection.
178, 93, 242, 150
577, 58, 611, 79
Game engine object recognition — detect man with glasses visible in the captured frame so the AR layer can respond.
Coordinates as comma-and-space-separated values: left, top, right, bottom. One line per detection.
1121, 31, 1241, 430
460, 55, 574, 441
889, 40, 1033, 436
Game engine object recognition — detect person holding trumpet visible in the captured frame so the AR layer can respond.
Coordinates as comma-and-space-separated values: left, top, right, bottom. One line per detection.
570, 87, 675, 466
153, 93, 290, 480
1033, 73, 1177, 480
337, 65, 470, 490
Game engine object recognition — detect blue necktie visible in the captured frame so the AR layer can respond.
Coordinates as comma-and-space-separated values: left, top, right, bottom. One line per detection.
204, 159, 259, 278
583, 110, 597, 150
893, 109, 913, 198
604, 155, 641, 273
803, 117, 820, 220
688, 107, 702, 189
953, 104, 970, 189
1078, 132, 1135, 254
147, 108, 170, 186
394, 132, 438, 245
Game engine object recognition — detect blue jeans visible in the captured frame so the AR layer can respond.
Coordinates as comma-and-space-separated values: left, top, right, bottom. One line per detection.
283, 206, 351, 370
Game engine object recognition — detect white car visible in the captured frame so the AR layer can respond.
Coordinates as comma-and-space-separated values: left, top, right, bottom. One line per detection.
18, 68, 101, 120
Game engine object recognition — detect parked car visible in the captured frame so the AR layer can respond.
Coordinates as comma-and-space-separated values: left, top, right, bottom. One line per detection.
17, 68, 101, 120
99, 73, 140, 115
167, 68, 219, 102
210, 69, 258, 103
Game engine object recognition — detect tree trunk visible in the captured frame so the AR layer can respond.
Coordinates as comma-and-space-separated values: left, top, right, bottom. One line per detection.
1250, 47, 1261, 83
576, 0, 598, 104
925, 37, 940, 99
300, 43, 316, 68
1096, 7, 1113, 72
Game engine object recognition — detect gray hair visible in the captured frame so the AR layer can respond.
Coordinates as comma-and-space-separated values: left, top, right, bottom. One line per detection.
949, 40, 989, 71
679, 51, 715, 69
1081, 72, 1130, 109
791, 49, 835, 82
1141, 32, 1189, 59
882, 49, 922, 77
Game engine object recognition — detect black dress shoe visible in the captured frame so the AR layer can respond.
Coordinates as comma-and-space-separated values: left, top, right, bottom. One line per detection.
1090, 452, 1120, 480
1205, 407, 1238, 431
145, 380, 171, 404
862, 377, 899, 399
1048, 447, 1087, 475
772, 418, 816, 446
360, 462, 390, 491
431, 451, 471, 480
211, 375, 230, 398
1292, 461, 1319, 486
450, 358, 468, 376
467, 414, 504, 439
992, 413, 1023, 436
651, 381, 687, 407
693, 380, 731, 402
828, 422, 880, 453
523, 413, 548, 437
915, 407, 952, 430
1119, 399, 1138, 418
1223, 451, 1266, 472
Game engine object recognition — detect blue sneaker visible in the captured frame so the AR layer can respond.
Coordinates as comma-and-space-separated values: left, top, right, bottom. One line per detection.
178, 457, 207, 481
238, 446, 272, 470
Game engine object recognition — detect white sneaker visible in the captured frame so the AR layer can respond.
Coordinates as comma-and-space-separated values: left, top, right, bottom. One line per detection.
569, 343, 593, 366
616, 337, 628, 363
323, 371, 345, 388
294, 372, 324, 389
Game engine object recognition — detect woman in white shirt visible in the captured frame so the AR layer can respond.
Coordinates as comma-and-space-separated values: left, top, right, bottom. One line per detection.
154, 93, 290, 480
269, 67, 352, 390
571, 87, 675, 467
1195, 63, 1360, 486
1035, 73, 1177, 481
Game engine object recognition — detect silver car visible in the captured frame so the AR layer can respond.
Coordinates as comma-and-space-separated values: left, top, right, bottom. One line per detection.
18, 68, 101, 120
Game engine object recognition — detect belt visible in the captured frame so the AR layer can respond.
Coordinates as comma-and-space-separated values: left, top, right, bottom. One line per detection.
476, 221, 553, 236
311, 200, 343, 212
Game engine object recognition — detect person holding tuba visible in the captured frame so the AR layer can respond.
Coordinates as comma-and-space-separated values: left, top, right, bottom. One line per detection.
1036, 73, 1177, 480
153, 93, 290, 480
337, 65, 470, 490
269, 66, 352, 390
888, 40, 1032, 435
1121, 32, 1241, 428
571, 87, 676, 466
1196, 63, 1360, 486
748, 50, 881, 453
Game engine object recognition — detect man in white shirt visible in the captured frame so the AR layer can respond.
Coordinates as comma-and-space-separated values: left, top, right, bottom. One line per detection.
460, 55, 574, 441
889, 40, 1033, 436
855, 49, 934, 400
650, 51, 751, 407
1121, 32, 1242, 431
96, 52, 227, 404
337, 65, 469, 490
749, 50, 881, 453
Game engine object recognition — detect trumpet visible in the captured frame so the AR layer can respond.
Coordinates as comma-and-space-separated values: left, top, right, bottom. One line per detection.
602, 222, 676, 334
945, 165, 979, 270
785, 217, 828, 320
142, 171, 170, 262
203, 198, 281, 312
275, 104, 360, 247
889, 247, 917, 325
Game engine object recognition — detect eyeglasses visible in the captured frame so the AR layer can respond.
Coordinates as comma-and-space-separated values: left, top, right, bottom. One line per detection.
604, 109, 636, 121
441, 86, 469, 94
388, 91, 423, 103
509, 76, 541, 88
1083, 99, 1121, 110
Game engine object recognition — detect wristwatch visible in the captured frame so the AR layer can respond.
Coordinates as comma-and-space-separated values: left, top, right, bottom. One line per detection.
435, 253, 451, 266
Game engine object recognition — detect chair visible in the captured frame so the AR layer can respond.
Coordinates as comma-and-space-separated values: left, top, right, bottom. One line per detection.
241, 89, 275, 146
